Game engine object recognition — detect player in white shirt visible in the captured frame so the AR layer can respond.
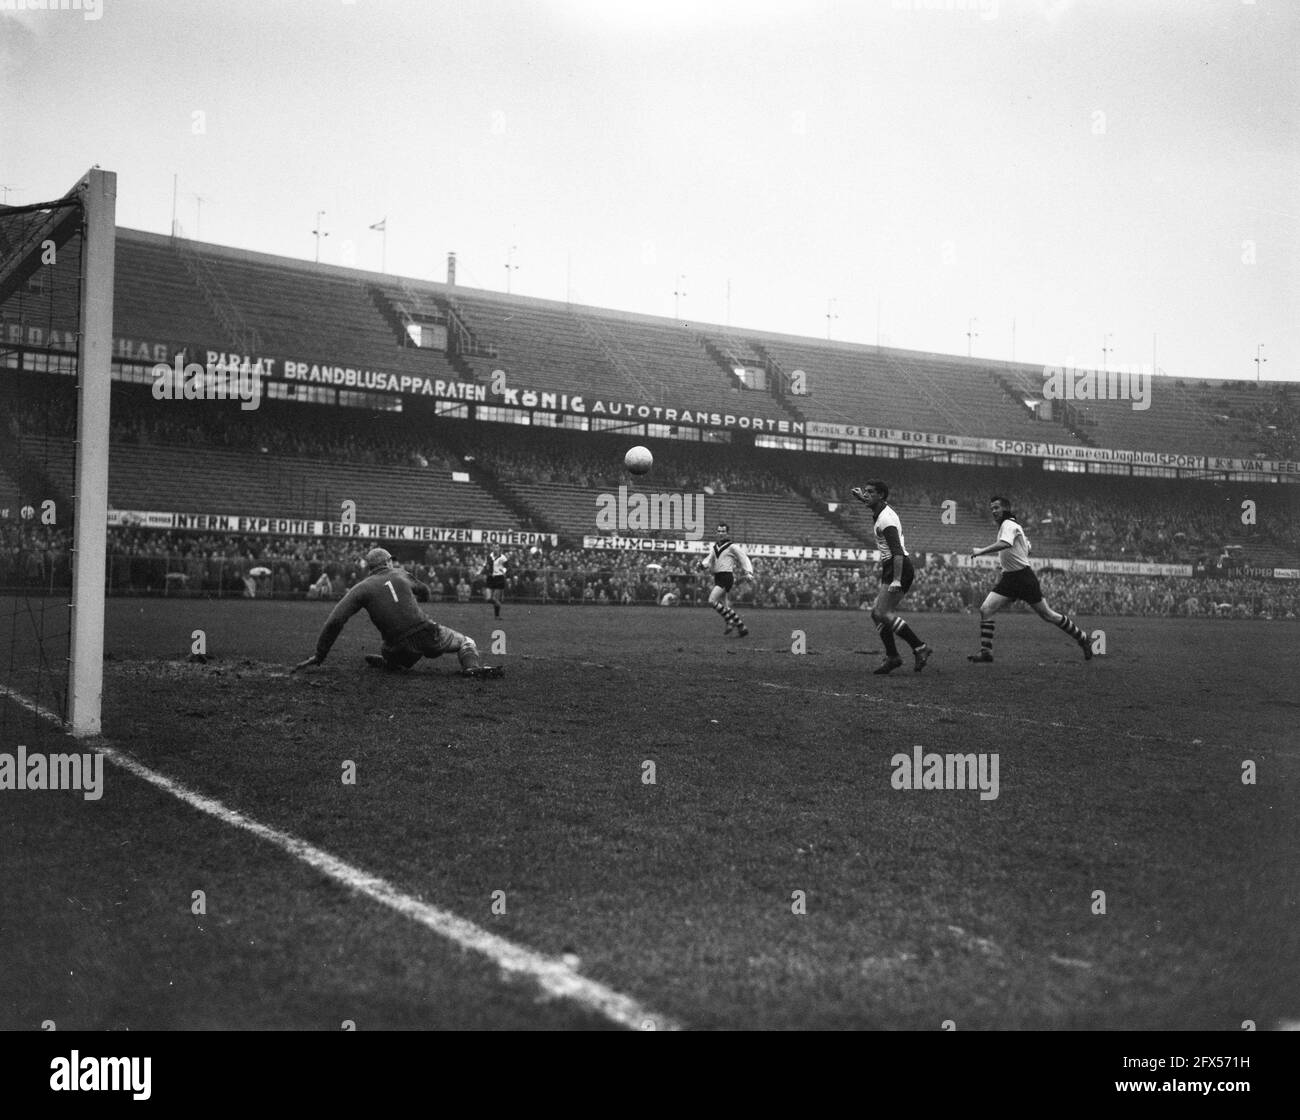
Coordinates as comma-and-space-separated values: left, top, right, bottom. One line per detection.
850, 479, 932, 675
481, 550, 509, 618
968, 496, 1091, 662
697, 522, 753, 637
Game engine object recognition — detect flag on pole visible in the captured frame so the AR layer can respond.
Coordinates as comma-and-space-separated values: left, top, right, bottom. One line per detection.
369, 218, 387, 231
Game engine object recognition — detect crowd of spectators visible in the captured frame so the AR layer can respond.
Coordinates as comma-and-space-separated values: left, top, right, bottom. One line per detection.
4, 378, 1298, 572
1221, 383, 1300, 461
3, 523, 1296, 620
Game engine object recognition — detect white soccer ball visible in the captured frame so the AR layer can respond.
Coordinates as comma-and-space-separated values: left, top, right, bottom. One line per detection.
624, 445, 653, 475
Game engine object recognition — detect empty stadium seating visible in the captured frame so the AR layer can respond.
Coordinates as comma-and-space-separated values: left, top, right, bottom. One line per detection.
105, 230, 1296, 468
19, 435, 520, 530
505, 479, 862, 548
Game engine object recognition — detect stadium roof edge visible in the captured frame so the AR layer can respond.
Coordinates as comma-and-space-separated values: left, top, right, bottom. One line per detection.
116, 228, 1291, 391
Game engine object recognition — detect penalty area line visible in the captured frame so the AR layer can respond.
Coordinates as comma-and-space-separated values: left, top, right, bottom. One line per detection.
0, 684, 680, 1032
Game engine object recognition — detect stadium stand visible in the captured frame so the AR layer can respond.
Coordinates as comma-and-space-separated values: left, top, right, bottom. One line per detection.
5, 228, 1298, 613
102, 229, 1300, 465
0, 464, 21, 513
19, 434, 519, 530
114, 235, 227, 346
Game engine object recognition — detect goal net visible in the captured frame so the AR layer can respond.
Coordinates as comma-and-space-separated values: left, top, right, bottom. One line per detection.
0, 169, 115, 743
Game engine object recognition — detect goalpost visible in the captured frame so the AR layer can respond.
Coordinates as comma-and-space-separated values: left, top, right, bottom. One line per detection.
69, 168, 116, 736
0, 167, 114, 739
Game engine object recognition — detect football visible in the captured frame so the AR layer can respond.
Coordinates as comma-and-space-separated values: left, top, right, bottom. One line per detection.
624, 445, 653, 475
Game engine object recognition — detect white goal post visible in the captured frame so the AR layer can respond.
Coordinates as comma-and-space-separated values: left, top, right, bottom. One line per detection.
68, 167, 116, 736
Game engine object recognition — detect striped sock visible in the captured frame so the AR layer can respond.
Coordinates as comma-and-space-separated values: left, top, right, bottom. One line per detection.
980, 618, 995, 653
876, 621, 900, 658
713, 601, 743, 627
1055, 614, 1085, 643
891, 616, 923, 650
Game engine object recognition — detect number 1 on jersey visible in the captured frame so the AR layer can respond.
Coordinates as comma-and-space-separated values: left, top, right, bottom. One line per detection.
384, 579, 398, 602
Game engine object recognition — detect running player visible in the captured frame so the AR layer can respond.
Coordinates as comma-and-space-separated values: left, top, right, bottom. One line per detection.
482, 549, 508, 618
850, 480, 932, 675
967, 496, 1091, 662
293, 548, 503, 677
697, 522, 752, 637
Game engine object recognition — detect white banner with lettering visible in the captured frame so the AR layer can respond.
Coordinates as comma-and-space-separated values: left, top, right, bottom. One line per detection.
107, 509, 557, 546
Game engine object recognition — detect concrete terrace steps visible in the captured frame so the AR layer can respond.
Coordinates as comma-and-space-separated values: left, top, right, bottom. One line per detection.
109, 230, 1295, 465
503, 480, 866, 548
18, 437, 521, 530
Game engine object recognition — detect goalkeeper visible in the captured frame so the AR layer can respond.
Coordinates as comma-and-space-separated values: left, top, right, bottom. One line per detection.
294, 548, 503, 678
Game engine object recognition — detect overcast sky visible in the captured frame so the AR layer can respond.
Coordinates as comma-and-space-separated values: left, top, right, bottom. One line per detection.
2, 0, 1296, 381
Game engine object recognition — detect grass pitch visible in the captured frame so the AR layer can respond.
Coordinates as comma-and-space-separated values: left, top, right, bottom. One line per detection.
2, 597, 1296, 1030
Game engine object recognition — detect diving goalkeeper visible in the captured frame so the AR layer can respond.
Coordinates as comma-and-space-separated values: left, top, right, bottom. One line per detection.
293, 548, 503, 678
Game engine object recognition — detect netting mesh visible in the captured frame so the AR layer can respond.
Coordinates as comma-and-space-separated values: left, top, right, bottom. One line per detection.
0, 195, 85, 744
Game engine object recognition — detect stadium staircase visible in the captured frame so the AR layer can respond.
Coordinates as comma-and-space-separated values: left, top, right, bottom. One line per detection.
366, 283, 486, 383
571, 311, 660, 404
879, 352, 972, 435
779, 472, 875, 547
438, 293, 638, 400
172, 237, 263, 356
114, 235, 227, 345
749, 340, 809, 423
366, 284, 416, 347
698, 335, 777, 404
995, 366, 1096, 446
424, 291, 500, 381
455, 456, 560, 537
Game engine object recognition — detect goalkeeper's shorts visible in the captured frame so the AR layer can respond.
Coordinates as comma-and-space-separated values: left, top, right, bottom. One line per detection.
381, 621, 478, 669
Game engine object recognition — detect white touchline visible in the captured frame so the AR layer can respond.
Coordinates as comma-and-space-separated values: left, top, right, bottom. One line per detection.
0, 685, 681, 1032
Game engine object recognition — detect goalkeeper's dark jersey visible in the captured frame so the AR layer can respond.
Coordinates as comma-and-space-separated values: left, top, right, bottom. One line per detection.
315, 567, 432, 660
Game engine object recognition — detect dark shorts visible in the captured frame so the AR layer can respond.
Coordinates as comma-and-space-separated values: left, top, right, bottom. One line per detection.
880, 556, 915, 594
713, 572, 734, 592
991, 566, 1043, 605
381, 621, 453, 668
486, 577, 506, 591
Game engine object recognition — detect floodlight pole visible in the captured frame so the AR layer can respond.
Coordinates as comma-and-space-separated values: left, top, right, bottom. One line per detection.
312, 211, 328, 262
505, 245, 519, 292
1255, 343, 1267, 383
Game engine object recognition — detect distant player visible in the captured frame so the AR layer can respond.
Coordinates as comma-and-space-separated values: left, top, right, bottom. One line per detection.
850, 480, 932, 675
697, 522, 752, 637
293, 548, 503, 677
967, 496, 1091, 662
482, 549, 508, 618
